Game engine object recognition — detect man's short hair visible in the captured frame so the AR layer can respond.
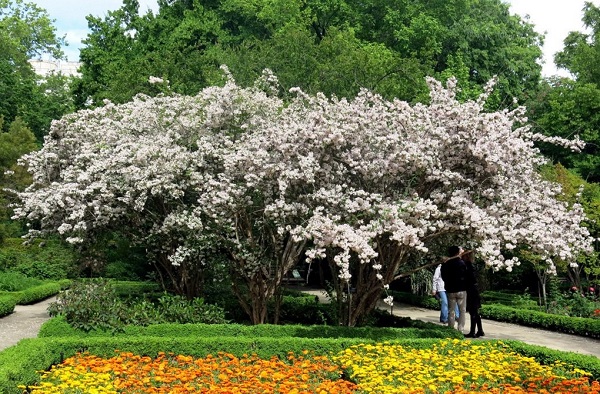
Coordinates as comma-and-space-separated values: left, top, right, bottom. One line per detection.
447, 245, 461, 257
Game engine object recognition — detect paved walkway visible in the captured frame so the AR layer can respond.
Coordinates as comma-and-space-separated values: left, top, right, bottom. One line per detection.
0, 293, 599, 359
0, 296, 55, 351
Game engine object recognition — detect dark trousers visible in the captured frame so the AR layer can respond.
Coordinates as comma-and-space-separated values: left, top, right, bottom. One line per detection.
469, 310, 483, 335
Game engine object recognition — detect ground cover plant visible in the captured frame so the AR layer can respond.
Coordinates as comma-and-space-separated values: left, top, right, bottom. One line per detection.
19, 341, 600, 394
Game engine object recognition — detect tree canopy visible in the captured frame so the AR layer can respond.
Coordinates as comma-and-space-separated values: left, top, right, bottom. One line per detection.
0, 0, 71, 139
73, 0, 544, 109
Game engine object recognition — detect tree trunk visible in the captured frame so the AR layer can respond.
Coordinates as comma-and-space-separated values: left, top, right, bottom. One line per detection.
230, 238, 306, 324
329, 239, 408, 326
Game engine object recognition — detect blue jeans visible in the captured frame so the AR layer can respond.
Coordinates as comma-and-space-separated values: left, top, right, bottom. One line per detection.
438, 291, 460, 323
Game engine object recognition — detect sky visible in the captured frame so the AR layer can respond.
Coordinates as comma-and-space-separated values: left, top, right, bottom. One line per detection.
30, 0, 598, 78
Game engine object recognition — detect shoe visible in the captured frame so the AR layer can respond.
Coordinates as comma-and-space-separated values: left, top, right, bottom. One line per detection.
440, 320, 448, 324
475, 332, 485, 337
464, 333, 476, 338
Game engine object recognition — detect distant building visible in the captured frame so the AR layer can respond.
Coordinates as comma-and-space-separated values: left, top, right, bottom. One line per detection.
29, 59, 81, 77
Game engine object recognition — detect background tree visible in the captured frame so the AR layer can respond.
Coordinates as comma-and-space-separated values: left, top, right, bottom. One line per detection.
0, 0, 68, 138
73, 0, 544, 107
527, 78, 600, 182
0, 117, 37, 240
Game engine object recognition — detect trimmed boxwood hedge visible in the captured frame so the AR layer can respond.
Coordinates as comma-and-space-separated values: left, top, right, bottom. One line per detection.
38, 316, 463, 340
480, 304, 600, 338
0, 294, 16, 317
11, 279, 71, 305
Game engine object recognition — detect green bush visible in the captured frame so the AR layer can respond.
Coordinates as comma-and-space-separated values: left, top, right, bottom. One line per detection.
0, 238, 77, 280
546, 292, 600, 318
112, 281, 162, 299
0, 294, 16, 317
49, 278, 228, 332
0, 271, 43, 292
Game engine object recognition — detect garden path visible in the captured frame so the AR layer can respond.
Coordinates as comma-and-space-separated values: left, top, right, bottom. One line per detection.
0, 296, 55, 351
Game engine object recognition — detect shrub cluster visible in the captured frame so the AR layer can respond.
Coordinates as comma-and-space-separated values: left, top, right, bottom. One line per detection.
48, 278, 228, 332
0, 238, 77, 280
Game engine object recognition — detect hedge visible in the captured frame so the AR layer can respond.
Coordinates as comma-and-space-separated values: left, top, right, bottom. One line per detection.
38, 316, 463, 340
2, 336, 599, 394
480, 304, 600, 338
11, 279, 71, 305
0, 294, 16, 317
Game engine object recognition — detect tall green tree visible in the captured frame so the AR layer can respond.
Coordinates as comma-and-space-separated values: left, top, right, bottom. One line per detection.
555, 2, 600, 85
0, 117, 38, 239
74, 0, 544, 107
527, 78, 600, 182
0, 0, 68, 138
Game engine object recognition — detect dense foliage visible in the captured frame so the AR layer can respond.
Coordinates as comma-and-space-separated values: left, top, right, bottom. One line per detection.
73, 0, 543, 108
48, 279, 228, 332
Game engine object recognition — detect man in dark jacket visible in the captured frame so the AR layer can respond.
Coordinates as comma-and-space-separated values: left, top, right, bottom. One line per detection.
440, 245, 468, 333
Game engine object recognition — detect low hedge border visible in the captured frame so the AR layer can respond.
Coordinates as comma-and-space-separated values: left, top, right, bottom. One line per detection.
2, 336, 599, 394
391, 291, 600, 339
38, 316, 463, 340
480, 304, 600, 338
11, 279, 71, 305
0, 294, 17, 317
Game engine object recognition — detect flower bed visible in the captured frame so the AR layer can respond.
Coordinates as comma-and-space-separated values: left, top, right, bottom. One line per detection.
334, 340, 600, 393
20, 340, 600, 394
24, 351, 356, 394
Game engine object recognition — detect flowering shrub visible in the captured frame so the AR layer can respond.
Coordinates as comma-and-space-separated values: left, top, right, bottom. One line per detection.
12, 68, 594, 324
24, 351, 356, 393
333, 340, 600, 393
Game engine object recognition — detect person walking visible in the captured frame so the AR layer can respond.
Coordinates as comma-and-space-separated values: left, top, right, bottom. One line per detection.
440, 245, 468, 333
462, 250, 484, 338
432, 263, 460, 324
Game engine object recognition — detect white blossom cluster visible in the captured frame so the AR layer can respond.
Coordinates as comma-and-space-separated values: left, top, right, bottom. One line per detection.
12, 72, 594, 294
